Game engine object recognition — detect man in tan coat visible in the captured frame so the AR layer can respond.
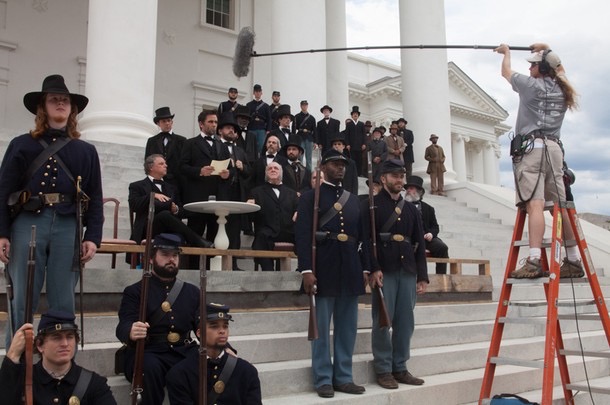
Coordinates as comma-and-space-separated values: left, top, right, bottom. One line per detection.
424, 134, 446, 196
384, 122, 405, 162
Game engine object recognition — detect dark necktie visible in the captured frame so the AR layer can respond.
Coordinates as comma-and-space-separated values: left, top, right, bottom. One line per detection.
292, 162, 301, 186
152, 179, 164, 193
267, 154, 275, 159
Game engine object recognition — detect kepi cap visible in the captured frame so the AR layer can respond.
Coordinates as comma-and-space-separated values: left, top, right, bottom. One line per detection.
38, 310, 78, 335
152, 233, 183, 252
379, 159, 406, 175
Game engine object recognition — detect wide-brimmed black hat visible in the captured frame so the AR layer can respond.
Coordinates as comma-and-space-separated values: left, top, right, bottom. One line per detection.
218, 111, 240, 133
321, 149, 348, 165
320, 105, 333, 113
153, 106, 175, 124
282, 135, 304, 154
275, 104, 293, 120
350, 105, 361, 116
379, 159, 406, 175
152, 233, 183, 252
38, 310, 79, 335
404, 175, 425, 194
23, 74, 89, 115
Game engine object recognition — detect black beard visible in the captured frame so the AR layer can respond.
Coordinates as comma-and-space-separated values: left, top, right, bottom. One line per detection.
153, 262, 178, 279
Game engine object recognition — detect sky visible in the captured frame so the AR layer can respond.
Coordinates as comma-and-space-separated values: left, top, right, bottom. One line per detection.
346, 0, 610, 216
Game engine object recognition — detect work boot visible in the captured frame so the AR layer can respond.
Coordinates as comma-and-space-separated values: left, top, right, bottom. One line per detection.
316, 384, 334, 398
333, 382, 365, 395
510, 258, 547, 279
560, 258, 585, 278
393, 370, 424, 385
377, 373, 399, 389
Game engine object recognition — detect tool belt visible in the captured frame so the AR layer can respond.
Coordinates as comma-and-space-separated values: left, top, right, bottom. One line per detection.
529, 131, 559, 143
147, 332, 190, 345
378, 233, 411, 244
315, 231, 357, 243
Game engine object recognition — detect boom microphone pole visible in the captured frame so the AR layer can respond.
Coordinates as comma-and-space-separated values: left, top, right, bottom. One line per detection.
232, 26, 532, 78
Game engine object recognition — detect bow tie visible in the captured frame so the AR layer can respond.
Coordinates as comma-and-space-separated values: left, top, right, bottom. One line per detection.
266, 154, 275, 159
282, 128, 290, 134
267, 183, 281, 189
204, 136, 214, 142
152, 179, 164, 184
47, 128, 67, 138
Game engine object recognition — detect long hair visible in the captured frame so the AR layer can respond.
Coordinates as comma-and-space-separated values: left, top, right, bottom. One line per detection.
30, 94, 82, 139
549, 70, 579, 111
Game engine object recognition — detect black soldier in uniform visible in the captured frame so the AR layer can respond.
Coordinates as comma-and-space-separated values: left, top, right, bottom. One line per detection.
116, 233, 200, 405
166, 303, 262, 405
0, 310, 116, 405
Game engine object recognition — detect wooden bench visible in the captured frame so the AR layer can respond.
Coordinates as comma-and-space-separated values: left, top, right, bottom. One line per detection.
425, 257, 490, 276
97, 243, 297, 271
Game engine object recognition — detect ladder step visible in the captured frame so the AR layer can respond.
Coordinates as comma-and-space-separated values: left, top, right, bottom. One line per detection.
560, 349, 610, 358
565, 383, 610, 395
509, 299, 596, 307
499, 316, 546, 325
514, 238, 577, 248
507, 277, 550, 285
558, 313, 605, 321
490, 356, 544, 369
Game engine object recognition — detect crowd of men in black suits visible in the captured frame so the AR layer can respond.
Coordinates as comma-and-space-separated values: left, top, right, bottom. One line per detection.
133, 83, 423, 270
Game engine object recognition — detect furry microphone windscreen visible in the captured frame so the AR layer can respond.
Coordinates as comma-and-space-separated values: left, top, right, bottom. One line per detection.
233, 27, 255, 78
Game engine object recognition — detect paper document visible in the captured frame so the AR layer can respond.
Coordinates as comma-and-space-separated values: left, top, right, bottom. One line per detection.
210, 159, 230, 175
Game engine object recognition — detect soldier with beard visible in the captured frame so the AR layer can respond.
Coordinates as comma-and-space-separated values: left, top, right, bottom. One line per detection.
116, 234, 199, 405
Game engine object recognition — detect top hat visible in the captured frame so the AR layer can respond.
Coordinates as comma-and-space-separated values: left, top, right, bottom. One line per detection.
321, 149, 348, 165
235, 105, 251, 120
153, 106, 175, 124
429, 134, 439, 140
23, 74, 89, 115
320, 105, 333, 113
328, 133, 347, 146
152, 233, 183, 252
404, 175, 425, 194
282, 135, 304, 154
275, 104, 293, 120
38, 310, 79, 335
350, 106, 361, 116
379, 159, 406, 175
217, 111, 240, 133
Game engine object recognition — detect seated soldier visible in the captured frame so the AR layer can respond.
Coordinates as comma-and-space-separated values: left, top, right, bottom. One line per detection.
404, 176, 450, 274
0, 310, 116, 404
166, 303, 262, 404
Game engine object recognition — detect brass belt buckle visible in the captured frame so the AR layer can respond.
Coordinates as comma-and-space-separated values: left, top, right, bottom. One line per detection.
392, 234, 405, 242
167, 332, 180, 343
44, 193, 60, 204
336, 233, 348, 242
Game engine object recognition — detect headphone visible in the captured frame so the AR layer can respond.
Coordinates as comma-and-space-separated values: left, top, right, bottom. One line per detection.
538, 49, 553, 75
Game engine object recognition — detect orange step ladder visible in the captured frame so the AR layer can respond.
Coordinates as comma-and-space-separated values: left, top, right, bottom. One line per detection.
479, 201, 610, 404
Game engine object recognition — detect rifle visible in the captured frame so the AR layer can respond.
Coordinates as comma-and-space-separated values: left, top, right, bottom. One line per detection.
3, 264, 14, 341
24, 225, 36, 405
75, 176, 89, 349
307, 148, 321, 341
131, 192, 155, 405
367, 152, 391, 329
198, 256, 208, 405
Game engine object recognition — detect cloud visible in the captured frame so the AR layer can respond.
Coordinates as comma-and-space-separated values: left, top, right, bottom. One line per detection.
347, 0, 610, 215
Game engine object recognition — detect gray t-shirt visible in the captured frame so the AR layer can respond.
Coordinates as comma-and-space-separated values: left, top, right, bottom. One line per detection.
511, 72, 567, 138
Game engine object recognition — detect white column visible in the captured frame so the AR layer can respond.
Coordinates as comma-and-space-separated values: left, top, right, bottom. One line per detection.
268, 0, 326, 112
471, 143, 485, 183
398, 0, 454, 182
452, 133, 468, 182
483, 141, 499, 185
325, 0, 348, 120
79, 0, 158, 146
